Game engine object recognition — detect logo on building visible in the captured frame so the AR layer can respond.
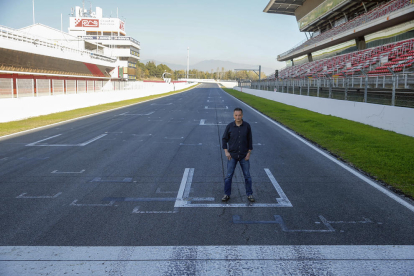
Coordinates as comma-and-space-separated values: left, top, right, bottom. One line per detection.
74, 19, 99, 28
120, 21, 125, 31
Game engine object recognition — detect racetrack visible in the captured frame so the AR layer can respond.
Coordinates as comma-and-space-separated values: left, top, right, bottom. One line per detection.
1, 83, 413, 275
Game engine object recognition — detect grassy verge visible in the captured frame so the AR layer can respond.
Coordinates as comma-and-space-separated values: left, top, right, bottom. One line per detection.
0, 84, 199, 138
223, 88, 414, 199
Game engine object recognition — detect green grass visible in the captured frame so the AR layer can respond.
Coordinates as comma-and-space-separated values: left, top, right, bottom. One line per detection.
223, 88, 414, 199
0, 84, 199, 138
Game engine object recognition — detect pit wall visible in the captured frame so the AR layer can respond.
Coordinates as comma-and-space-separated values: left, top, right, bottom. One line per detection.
0, 82, 194, 123
233, 87, 414, 137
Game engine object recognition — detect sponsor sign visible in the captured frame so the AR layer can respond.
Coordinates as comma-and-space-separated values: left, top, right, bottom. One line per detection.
74, 18, 99, 28
70, 18, 125, 32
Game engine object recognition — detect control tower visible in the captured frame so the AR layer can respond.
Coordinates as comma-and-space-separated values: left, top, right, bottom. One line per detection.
68, 4, 140, 80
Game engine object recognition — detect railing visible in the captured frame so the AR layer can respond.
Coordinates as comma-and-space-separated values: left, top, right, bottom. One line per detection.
243, 73, 414, 108
0, 26, 116, 63
79, 35, 140, 46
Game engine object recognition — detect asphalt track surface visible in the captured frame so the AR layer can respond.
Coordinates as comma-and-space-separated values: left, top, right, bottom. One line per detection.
0, 83, 413, 275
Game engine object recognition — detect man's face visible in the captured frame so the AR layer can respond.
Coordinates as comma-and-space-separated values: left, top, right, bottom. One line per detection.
233, 111, 243, 123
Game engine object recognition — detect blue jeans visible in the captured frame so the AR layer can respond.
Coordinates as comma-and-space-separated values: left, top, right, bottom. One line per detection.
224, 158, 253, 196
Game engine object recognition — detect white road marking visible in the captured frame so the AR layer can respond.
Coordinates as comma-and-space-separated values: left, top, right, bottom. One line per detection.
70, 199, 115, 207
26, 134, 107, 147
51, 169, 85, 174
120, 111, 155, 116
199, 119, 226, 126
16, 192, 62, 199
175, 168, 292, 208
253, 143, 264, 146
179, 143, 202, 146
221, 87, 414, 213
1, 245, 412, 275
156, 188, 177, 194
0, 84, 200, 141
25, 134, 62, 146
132, 206, 178, 214
264, 168, 292, 206
204, 106, 228, 109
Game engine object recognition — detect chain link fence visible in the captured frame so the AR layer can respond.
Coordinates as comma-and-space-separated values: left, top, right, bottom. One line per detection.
245, 74, 414, 108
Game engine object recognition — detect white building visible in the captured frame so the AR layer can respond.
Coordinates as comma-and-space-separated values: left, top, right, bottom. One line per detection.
68, 5, 140, 81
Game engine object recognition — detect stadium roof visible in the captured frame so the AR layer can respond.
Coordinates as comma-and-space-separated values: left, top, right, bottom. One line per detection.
263, 0, 305, 16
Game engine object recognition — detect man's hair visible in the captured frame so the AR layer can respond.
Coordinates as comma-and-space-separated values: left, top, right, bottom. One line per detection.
234, 107, 243, 113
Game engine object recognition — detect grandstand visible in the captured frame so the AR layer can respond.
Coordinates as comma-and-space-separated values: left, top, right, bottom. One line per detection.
264, 0, 414, 79
0, 3, 141, 98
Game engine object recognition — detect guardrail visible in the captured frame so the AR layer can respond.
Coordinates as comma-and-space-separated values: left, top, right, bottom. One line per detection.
0, 26, 116, 63
242, 74, 414, 108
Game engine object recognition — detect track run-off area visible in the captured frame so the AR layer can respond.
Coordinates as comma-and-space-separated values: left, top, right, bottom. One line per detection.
0, 83, 413, 275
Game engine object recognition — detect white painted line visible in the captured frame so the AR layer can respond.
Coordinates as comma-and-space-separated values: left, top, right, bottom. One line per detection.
120, 111, 155, 116
51, 169, 85, 174
156, 188, 177, 194
221, 87, 414, 213
25, 134, 62, 146
132, 206, 178, 214
165, 136, 184, 139
179, 143, 202, 146
199, 119, 226, 126
16, 192, 62, 199
1, 245, 413, 276
264, 168, 292, 206
175, 168, 292, 208
204, 106, 228, 109
0, 84, 200, 141
26, 134, 107, 147
78, 134, 107, 146
174, 168, 193, 208
253, 143, 264, 146
70, 199, 115, 207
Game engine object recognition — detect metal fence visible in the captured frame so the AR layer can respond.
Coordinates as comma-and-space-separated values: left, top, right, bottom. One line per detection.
244, 74, 414, 108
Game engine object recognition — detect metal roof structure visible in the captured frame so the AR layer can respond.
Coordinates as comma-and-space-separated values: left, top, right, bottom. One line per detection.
263, 0, 306, 16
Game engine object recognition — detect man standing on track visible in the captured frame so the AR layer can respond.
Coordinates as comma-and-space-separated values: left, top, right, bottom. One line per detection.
222, 107, 254, 202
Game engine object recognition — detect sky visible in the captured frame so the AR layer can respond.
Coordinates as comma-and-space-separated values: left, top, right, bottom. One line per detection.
0, 0, 306, 70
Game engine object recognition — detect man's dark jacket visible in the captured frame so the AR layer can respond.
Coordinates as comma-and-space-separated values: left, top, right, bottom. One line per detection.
222, 120, 253, 160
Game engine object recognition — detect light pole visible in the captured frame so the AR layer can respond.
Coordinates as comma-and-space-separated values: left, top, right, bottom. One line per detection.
187, 47, 190, 79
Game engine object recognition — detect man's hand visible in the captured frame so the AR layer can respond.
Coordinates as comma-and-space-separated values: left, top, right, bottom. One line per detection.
224, 149, 231, 160
245, 151, 251, 161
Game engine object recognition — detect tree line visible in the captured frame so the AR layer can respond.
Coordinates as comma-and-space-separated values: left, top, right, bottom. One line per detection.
134, 61, 266, 81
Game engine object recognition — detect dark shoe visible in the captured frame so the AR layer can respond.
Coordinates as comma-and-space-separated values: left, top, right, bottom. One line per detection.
222, 195, 230, 201
247, 195, 255, 202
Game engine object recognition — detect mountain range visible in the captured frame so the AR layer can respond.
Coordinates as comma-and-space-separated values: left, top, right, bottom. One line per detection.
140, 59, 274, 75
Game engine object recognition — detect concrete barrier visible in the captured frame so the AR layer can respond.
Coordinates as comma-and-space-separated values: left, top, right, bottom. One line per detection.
234, 87, 414, 137
0, 82, 194, 123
